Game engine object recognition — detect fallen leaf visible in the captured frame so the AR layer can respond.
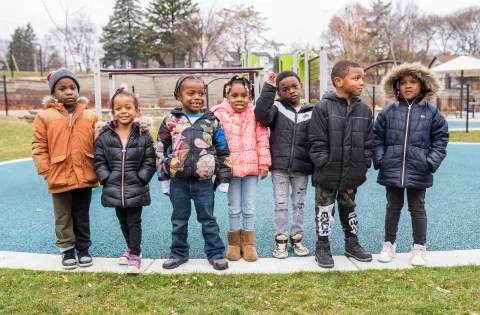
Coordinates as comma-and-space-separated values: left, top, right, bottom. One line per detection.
356, 283, 361, 287
113, 305, 120, 311
170, 285, 178, 289
264, 300, 270, 306
87, 283, 93, 288
65, 309, 72, 313
36, 209, 42, 212
207, 280, 214, 287
171, 279, 179, 284
409, 279, 416, 283
234, 281, 240, 288
171, 311, 178, 315
62, 275, 68, 283
193, 276, 198, 280
436, 287, 450, 294
185, 281, 191, 285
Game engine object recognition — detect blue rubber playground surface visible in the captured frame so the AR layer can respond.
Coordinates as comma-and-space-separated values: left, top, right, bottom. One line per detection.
0, 143, 478, 260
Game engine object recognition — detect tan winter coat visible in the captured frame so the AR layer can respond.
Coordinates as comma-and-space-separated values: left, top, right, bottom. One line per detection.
32, 96, 99, 193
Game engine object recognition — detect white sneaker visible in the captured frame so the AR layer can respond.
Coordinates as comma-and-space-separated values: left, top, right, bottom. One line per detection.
290, 234, 310, 256
273, 235, 288, 259
378, 241, 396, 263
411, 244, 427, 266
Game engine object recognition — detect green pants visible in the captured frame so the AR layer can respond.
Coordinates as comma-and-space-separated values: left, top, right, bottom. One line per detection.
52, 188, 92, 250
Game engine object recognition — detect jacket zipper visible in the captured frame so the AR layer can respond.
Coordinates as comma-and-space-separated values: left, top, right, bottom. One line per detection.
288, 109, 299, 171
401, 98, 416, 187
120, 128, 134, 207
339, 103, 349, 189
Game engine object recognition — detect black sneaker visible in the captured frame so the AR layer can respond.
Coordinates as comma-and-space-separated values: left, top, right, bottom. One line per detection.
61, 248, 77, 270
315, 240, 334, 268
162, 258, 189, 269
344, 237, 373, 262
77, 248, 94, 267
209, 258, 229, 270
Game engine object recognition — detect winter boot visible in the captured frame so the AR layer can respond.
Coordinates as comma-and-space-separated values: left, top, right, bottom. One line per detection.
240, 230, 258, 262
344, 236, 373, 262
226, 230, 241, 261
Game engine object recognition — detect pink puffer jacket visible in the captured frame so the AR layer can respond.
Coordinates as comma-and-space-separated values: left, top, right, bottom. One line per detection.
211, 101, 271, 178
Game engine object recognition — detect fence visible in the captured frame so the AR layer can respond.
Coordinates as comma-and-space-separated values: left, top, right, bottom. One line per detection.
363, 83, 480, 133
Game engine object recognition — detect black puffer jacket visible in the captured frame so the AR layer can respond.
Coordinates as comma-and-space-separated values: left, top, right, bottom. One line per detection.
374, 63, 449, 189
309, 92, 373, 191
255, 83, 313, 175
94, 117, 156, 208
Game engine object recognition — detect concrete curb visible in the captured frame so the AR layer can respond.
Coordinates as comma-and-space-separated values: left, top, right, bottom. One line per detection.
1, 249, 479, 275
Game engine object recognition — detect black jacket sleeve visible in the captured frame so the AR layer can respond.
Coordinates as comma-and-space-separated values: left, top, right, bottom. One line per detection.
373, 107, 387, 170
364, 109, 374, 168
254, 83, 278, 127
213, 121, 232, 189
138, 132, 156, 184
427, 107, 449, 173
309, 102, 330, 169
94, 135, 111, 185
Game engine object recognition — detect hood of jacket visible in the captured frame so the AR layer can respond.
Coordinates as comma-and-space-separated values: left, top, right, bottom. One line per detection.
381, 62, 440, 105
94, 115, 154, 141
210, 100, 254, 114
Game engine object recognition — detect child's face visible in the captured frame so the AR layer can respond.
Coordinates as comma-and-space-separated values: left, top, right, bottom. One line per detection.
52, 78, 79, 106
399, 75, 422, 101
112, 94, 139, 126
177, 80, 206, 114
335, 67, 364, 97
226, 83, 251, 113
277, 76, 302, 106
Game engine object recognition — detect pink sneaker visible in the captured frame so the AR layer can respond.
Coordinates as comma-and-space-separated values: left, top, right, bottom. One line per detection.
119, 249, 131, 265
126, 255, 141, 274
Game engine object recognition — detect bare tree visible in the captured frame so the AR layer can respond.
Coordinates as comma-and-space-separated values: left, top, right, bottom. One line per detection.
176, 7, 228, 67
449, 6, 480, 55
221, 5, 269, 56
42, 0, 98, 72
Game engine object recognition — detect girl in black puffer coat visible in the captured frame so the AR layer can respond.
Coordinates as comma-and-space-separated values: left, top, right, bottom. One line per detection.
373, 63, 449, 266
94, 88, 156, 274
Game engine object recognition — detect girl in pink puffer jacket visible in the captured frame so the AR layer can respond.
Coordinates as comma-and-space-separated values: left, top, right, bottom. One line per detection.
211, 75, 271, 262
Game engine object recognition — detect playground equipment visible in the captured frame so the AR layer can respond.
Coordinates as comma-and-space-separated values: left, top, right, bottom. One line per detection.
241, 48, 329, 103
93, 59, 263, 119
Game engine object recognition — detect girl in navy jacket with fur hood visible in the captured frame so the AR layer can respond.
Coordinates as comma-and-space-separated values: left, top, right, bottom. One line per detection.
373, 63, 449, 266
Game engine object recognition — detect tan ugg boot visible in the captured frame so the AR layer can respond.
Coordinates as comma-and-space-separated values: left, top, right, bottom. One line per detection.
240, 230, 258, 262
226, 230, 241, 261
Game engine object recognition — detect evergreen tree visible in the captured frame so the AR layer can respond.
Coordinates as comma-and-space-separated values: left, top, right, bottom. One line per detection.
9, 23, 37, 71
100, 0, 145, 68
146, 0, 198, 67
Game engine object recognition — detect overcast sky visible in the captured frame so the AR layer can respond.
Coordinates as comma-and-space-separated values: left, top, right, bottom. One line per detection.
1, 0, 478, 51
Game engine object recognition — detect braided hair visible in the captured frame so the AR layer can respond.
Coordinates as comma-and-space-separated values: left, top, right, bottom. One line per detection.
223, 74, 255, 101
174, 76, 205, 99
109, 87, 139, 111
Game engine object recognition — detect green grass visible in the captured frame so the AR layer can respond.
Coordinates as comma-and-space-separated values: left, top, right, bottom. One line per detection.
0, 70, 43, 78
0, 116, 33, 161
450, 131, 480, 143
0, 266, 479, 314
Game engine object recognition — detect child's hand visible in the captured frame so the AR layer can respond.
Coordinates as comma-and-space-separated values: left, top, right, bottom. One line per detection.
259, 169, 268, 180
161, 180, 170, 196
266, 72, 277, 86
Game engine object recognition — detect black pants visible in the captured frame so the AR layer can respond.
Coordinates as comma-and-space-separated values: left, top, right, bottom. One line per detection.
115, 207, 143, 256
52, 187, 92, 250
385, 186, 427, 245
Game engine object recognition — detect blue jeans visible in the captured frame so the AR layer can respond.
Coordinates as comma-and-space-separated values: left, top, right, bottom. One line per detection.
227, 176, 258, 232
169, 178, 225, 261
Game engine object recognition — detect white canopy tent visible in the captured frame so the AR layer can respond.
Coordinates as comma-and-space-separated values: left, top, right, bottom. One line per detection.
431, 56, 480, 117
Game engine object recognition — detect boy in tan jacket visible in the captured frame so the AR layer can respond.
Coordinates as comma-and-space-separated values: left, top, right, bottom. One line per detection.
32, 69, 98, 269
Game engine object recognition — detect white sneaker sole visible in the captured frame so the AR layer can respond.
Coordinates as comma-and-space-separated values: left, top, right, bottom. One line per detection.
378, 254, 395, 263
78, 260, 93, 268
119, 257, 129, 265
126, 266, 141, 274
273, 251, 288, 259
61, 263, 78, 270
293, 249, 310, 257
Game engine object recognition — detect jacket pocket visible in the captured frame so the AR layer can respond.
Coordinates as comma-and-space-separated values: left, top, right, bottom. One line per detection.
83, 152, 98, 182
47, 154, 67, 188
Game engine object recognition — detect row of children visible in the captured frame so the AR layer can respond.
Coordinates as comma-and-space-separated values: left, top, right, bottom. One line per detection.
32, 61, 448, 273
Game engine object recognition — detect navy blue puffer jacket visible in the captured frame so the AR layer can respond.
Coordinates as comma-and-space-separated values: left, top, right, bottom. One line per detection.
373, 63, 449, 189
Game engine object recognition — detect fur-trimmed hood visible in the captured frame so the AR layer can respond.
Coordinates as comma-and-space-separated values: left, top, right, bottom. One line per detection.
381, 63, 440, 105
94, 115, 154, 141
42, 95, 89, 109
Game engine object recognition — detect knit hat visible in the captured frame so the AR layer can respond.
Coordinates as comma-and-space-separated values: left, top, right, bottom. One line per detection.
46, 69, 80, 94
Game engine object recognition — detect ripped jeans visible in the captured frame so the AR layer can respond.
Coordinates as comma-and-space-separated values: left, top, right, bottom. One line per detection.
271, 170, 308, 237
